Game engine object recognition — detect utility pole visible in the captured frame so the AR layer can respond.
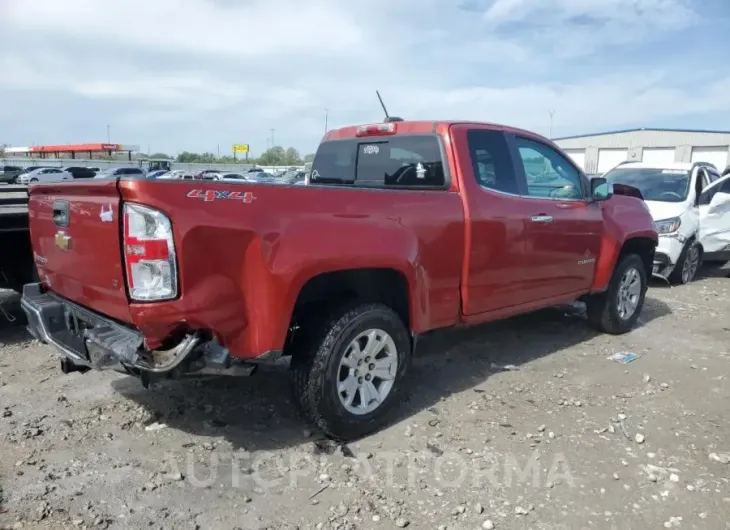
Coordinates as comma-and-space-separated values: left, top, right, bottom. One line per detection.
270, 129, 276, 148
324, 108, 329, 133
548, 111, 555, 139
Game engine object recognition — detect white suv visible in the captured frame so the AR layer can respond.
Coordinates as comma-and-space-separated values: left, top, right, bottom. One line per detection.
602, 161, 730, 283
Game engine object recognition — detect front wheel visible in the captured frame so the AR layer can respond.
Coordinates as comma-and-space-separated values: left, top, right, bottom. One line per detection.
290, 303, 411, 441
586, 254, 648, 334
669, 241, 701, 284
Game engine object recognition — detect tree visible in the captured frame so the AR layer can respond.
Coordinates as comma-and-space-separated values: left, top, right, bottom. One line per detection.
258, 146, 286, 166
172, 145, 306, 166
303, 153, 315, 163
284, 147, 301, 166
149, 152, 172, 159
177, 151, 200, 163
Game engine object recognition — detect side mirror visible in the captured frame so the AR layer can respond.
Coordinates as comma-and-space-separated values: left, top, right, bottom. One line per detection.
591, 177, 613, 202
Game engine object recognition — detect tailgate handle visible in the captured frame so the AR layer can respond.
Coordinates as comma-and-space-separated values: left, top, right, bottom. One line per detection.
53, 200, 70, 227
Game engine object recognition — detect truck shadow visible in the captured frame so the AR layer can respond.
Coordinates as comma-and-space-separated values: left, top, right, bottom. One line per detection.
112, 296, 671, 453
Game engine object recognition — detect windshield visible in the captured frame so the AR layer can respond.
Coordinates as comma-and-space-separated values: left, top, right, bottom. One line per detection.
604, 167, 690, 202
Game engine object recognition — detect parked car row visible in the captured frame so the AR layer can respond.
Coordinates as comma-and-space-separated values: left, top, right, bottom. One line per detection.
151, 166, 306, 184
1, 164, 120, 184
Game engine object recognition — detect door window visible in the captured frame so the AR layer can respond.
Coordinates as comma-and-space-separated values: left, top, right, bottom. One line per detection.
515, 138, 584, 200
699, 176, 730, 205
466, 129, 519, 194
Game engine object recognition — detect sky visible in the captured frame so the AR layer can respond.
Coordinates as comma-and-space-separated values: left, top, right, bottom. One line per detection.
1, 0, 729, 157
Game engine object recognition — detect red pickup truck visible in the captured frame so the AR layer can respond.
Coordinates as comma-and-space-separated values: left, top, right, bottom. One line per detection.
21, 120, 657, 440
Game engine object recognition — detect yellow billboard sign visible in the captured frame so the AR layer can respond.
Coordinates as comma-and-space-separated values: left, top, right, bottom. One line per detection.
232, 144, 249, 154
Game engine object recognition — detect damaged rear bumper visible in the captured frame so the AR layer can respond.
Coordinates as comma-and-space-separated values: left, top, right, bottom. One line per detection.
20, 283, 255, 378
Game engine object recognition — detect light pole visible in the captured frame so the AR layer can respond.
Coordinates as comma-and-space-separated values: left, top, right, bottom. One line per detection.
106, 124, 111, 143
270, 128, 276, 148
324, 108, 329, 133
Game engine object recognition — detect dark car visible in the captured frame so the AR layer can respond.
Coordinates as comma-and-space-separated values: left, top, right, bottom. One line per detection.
61, 166, 97, 179
0, 165, 24, 184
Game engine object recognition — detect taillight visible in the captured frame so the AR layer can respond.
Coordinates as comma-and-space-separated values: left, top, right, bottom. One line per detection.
356, 122, 397, 136
123, 203, 177, 301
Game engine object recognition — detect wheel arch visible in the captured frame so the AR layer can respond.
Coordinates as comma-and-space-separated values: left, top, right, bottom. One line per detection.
617, 236, 657, 282
284, 267, 418, 357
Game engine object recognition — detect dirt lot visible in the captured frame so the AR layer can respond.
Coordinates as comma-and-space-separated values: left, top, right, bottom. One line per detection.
1, 268, 729, 530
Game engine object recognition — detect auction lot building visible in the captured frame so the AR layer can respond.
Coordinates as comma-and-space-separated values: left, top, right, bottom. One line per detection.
553, 128, 730, 175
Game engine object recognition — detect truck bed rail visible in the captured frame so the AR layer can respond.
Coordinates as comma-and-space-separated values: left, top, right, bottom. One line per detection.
0, 184, 29, 233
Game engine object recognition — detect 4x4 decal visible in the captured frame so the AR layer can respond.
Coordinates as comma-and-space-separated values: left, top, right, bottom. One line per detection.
186, 189, 255, 203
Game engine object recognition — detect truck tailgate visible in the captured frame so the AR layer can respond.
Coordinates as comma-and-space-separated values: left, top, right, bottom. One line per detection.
28, 179, 131, 323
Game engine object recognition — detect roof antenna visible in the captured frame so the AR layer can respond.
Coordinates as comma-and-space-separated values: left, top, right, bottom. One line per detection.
376, 90, 403, 123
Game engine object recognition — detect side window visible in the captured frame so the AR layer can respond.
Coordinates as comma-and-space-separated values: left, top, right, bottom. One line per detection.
466, 129, 518, 194
514, 137, 584, 200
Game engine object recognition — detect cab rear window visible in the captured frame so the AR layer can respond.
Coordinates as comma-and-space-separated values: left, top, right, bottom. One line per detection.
311, 135, 446, 188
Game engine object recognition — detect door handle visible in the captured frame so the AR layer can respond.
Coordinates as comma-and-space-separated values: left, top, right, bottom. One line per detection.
531, 215, 553, 223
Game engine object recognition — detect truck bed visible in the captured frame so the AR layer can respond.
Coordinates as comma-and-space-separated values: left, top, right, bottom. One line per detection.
0, 184, 32, 291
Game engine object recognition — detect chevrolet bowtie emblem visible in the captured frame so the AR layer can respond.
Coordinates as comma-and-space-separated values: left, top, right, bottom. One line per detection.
55, 231, 71, 251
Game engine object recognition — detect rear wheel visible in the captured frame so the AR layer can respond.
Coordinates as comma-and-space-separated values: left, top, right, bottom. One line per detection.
669, 241, 701, 284
586, 254, 647, 334
289, 303, 411, 441
29, 178, 38, 182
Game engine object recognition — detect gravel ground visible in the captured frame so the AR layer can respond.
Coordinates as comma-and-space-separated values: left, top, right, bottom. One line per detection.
1, 267, 729, 530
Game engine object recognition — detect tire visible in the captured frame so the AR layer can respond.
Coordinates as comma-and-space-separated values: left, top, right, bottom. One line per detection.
669, 241, 702, 284
29, 178, 38, 182
289, 302, 411, 441
586, 253, 647, 335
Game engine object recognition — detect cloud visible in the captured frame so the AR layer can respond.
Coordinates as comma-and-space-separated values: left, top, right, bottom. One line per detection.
0, 0, 727, 155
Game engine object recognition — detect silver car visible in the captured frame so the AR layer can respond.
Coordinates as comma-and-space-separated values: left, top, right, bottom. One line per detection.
17, 167, 73, 184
